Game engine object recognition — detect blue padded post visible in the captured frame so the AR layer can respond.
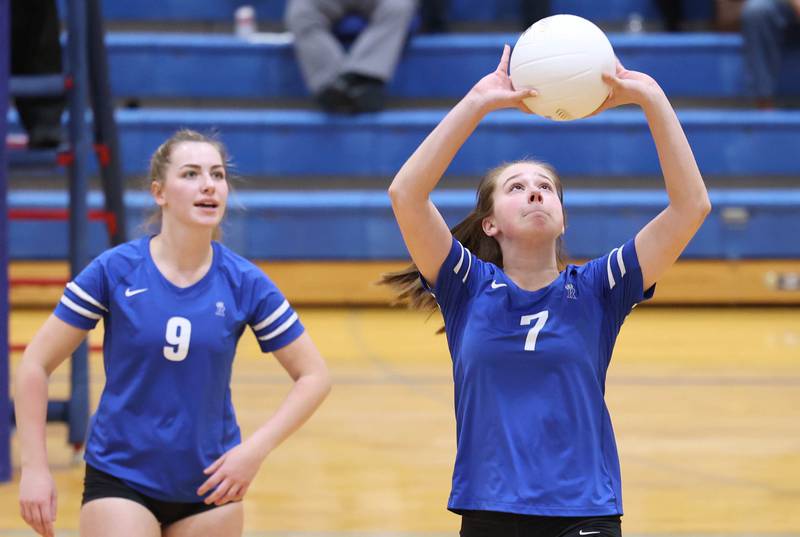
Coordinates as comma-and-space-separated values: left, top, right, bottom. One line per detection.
0, 0, 12, 482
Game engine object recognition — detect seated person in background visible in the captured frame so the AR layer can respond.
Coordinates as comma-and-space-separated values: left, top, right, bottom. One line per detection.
285, 0, 418, 114
11, 0, 64, 148
740, 0, 800, 108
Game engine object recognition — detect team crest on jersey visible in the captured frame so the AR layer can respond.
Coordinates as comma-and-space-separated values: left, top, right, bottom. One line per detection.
215, 301, 226, 317
564, 283, 577, 300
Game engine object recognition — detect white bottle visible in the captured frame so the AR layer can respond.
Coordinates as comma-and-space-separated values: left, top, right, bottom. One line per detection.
627, 12, 644, 33
235, 5, 257, 38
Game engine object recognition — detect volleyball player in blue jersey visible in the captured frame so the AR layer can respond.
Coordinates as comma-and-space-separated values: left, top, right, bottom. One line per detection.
16, 130, 331, 537
382, 46, 710, 536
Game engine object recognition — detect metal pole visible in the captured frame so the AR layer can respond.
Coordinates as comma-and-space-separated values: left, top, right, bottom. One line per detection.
87, 0, 126, 245
65, 0, 91, 447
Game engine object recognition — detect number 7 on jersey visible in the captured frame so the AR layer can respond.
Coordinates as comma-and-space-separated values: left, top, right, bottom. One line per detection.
520, 311, 548, 351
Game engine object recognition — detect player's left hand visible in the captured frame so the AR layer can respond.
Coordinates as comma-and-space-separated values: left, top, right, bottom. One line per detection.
591, 60, 663, 115
197, 442, 264, 505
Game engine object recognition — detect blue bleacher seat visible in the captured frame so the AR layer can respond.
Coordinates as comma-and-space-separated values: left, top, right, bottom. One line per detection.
9, 189, 800, 260
103, 33, 800, 100
9, 108, 800, 177
20, 0, 799, 269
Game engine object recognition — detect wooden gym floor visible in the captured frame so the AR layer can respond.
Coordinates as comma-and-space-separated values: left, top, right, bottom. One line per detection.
2, 306, 799, 536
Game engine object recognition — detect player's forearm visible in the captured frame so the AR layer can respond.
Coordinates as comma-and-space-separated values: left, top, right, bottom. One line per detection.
389, 92, 488, 204
641, 90, 711, 219
15, 360, 52, 470
245, 370, 331, 459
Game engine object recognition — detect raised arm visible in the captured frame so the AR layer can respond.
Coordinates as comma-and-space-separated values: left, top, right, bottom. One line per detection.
388, 45, 536, 285
16, 315, 90, 537
596, 62, 711, 290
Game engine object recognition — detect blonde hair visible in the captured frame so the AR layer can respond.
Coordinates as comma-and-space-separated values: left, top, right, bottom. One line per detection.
144, 129, 230, 240
379, 160, 567, 321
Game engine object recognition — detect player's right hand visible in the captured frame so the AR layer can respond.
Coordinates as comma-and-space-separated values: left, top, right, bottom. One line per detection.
469, 44, 538, 114
19, 467, 57, 537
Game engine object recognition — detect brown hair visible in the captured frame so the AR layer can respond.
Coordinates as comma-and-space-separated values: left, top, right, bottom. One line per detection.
144, 129, 231, 240
379, 160, 567, 317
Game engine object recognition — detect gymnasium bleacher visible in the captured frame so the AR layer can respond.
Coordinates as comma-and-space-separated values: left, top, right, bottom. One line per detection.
8, 0, 800, 304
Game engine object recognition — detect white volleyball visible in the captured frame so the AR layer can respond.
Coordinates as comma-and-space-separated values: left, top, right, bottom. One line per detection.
510, 14, 616, 121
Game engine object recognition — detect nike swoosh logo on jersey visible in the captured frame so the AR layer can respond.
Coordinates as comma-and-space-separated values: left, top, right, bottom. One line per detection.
490, 280, 507, 289
579, 531, 600, 535
125, 287, 148, 297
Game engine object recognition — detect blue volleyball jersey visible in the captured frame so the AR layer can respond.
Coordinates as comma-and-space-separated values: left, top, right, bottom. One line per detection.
426, 237, 654, 517
54, 236, 304, 502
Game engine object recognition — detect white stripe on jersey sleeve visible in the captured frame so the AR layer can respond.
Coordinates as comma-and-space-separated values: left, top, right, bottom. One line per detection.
252, 299, 290, 331
66, 282, 108, 312
453, 242, 465, 273
607, 248, 619, 290
258, 312, 299, 341
606, 244, 627, 290
60, 295, 102, 320
462, 247, 473, 283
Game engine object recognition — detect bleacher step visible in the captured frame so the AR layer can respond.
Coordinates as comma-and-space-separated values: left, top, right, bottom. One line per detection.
104, 33, 800, 100
9, 189, 800, 260
10, 108, 800, 177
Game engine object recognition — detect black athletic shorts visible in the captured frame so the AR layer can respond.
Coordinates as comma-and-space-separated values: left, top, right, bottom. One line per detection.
81, 463, 223, 526
459, 510, 622, 537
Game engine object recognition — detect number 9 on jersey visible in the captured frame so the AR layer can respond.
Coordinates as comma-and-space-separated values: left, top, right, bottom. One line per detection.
163, 316, 192, 362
